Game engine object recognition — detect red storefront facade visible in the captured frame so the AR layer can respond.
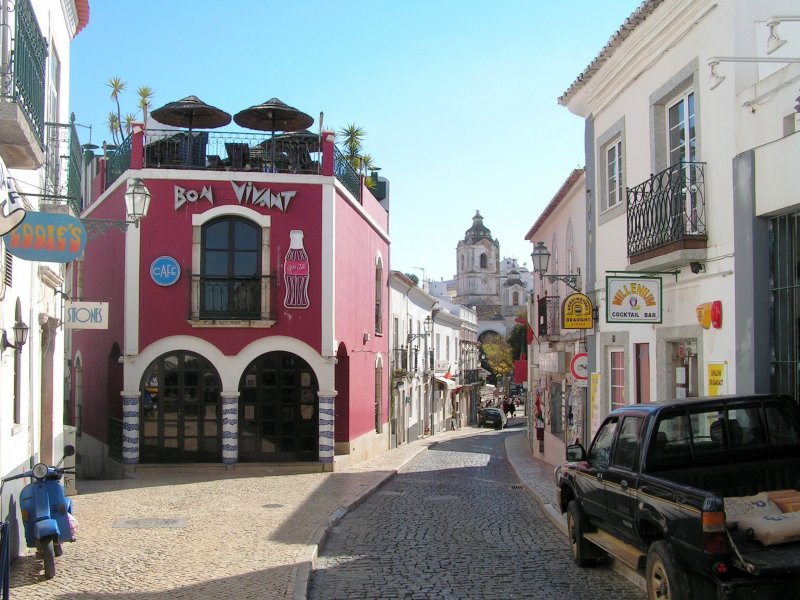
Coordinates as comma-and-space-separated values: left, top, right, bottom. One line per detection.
71, 126, 389, 475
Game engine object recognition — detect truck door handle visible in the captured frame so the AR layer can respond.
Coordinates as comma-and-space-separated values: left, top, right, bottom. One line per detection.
597, 473, 604, 482
620, 479, 628, 491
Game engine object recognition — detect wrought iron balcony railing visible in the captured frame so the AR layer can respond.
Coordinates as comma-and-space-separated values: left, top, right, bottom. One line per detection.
392, 346, 409, 373
0, 0, 46, 144
627, 161, 707, 258
537, 295, 561, 338
190, 274, 276, 322
35, 118, 83, 216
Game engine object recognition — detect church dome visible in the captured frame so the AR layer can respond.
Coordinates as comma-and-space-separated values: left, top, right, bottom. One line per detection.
464, 210, 498, 246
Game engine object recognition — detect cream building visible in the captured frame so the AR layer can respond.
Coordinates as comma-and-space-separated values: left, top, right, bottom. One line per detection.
557, 0, 800, 440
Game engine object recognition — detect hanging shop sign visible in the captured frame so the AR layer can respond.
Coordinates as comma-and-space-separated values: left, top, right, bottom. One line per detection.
606, 276, 662, 323
64, 301, 109, 330
150, 256, 181, 286
561, 293, 594, 329
3, 211, 86, 262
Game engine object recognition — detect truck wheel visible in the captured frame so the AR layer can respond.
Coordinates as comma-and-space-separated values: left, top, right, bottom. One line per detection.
567, 500, 600, 567
646, 541, 689, 600
42, 537, 56, 579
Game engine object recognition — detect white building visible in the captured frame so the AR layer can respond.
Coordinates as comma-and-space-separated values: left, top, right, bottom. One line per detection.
389, 271, 475, 443
558, 0, 800, 438
0, 0, 88, 558
524, 168, 587, 466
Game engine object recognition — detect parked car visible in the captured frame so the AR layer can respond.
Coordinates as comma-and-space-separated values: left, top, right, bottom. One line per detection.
556, 394, 800, 599
478, 407, 507, 430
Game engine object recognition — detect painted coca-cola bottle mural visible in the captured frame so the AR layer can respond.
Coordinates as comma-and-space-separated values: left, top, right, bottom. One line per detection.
284, 230, 310, 309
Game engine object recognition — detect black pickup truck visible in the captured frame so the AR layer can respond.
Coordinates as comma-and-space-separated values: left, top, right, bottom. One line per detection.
556, 394, 800, 600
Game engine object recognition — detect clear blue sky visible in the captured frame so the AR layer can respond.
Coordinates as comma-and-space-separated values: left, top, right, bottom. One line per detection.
70, 0, 640, 282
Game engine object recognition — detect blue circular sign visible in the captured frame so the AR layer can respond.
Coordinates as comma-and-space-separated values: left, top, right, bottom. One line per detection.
150, 256, 181, 287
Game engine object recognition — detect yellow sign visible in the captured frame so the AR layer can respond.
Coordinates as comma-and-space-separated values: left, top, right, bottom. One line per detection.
707, 362, 726, 396
561, 293, 594, 329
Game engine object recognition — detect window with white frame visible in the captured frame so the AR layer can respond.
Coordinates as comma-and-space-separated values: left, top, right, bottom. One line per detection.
606, 139, 624, 210
609, 349, 625, 412
667, 91, 695, 167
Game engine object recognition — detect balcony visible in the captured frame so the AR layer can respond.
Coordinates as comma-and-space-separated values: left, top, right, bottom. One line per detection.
627, 161, 707, 269
537, 296, 560, 339
392, 346, 409, 375
0, 0, 46, 169
37, 119, 83, 216
189, 274, 276, 325
102, 128, 365, 204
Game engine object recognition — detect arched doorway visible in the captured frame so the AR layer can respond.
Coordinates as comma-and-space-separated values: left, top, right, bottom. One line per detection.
140, 352, 222, 463
238, 351, 319, 462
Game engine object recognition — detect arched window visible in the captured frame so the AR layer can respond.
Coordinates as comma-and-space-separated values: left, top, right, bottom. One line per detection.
375, 257, 383, 335
200, 217, 261, 319
550, 235, 559, 296
480, 253, 488, 269
566, 220, 575, 274
513, 291, 519, 306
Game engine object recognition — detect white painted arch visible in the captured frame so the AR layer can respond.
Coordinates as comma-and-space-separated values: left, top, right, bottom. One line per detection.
127, 335, 334, 392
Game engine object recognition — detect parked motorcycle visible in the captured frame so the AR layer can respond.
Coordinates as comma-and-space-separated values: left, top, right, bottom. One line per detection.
0, 445, 76, 579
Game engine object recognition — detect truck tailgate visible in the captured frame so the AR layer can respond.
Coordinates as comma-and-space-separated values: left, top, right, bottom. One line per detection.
729, 529, 800, 576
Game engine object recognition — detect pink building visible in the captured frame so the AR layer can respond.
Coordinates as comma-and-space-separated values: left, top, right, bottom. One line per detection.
71, 121, 389, 475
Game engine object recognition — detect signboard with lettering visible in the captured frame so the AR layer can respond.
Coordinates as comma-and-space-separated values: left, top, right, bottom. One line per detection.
3, 211, 86, 262
64, 301, 109, 330
561, 293, 594, 329
707, 362, 727, 396
150, 256, 181, 286
606, 276, 662, 323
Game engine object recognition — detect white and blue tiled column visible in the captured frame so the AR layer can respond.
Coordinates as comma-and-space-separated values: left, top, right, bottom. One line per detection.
318, 391, 337, 464
121, 391, 140, 464
221, 392, 240, 464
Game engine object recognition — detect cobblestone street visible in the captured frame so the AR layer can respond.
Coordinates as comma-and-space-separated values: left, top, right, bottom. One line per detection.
309, 431, 645, 600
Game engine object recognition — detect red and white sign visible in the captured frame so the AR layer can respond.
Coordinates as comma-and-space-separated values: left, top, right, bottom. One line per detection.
570, 352, 588, 381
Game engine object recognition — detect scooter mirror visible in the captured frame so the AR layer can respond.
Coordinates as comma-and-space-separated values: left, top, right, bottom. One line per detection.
63, 444, 75, 457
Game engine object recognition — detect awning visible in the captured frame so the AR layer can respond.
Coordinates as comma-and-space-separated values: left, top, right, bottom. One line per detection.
434, 376, 456, 390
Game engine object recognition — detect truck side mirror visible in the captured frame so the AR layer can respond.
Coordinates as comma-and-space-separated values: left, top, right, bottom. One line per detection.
63, 444, 75, 457
566, 444, 585, 462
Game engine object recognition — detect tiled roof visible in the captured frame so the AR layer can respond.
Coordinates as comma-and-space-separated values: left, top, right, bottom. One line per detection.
75, 0, 90, 36
524, 168, 584, 241
558, 0, 663, 106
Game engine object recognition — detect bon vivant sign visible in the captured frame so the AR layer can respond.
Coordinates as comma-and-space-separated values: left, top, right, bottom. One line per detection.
606, 276, 662, 323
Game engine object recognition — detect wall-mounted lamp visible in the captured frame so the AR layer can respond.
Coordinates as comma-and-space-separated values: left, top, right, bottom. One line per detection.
81, 177, 152, 239
407, 315, 433, 344
531, 241, 582, 292
690, 261, 705, 274
1, 319, 29, 352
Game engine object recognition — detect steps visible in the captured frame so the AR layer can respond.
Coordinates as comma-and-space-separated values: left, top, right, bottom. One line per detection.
585, 529, 646, 571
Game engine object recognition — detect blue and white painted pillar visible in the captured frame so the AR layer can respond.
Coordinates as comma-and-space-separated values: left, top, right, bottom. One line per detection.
318, 391, 337, 465
121, 390, 140, 464
221, 392, 240, 464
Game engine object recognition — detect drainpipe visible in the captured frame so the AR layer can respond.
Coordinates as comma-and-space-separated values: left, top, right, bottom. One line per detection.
1, 0, 10, 97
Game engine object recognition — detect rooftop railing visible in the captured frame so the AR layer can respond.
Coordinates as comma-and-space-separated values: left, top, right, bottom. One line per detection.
101, 127, 364, 204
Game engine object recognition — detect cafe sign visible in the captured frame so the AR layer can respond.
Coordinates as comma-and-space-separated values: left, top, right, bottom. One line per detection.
561, 293, 594, 329
606, 276, 662, 323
